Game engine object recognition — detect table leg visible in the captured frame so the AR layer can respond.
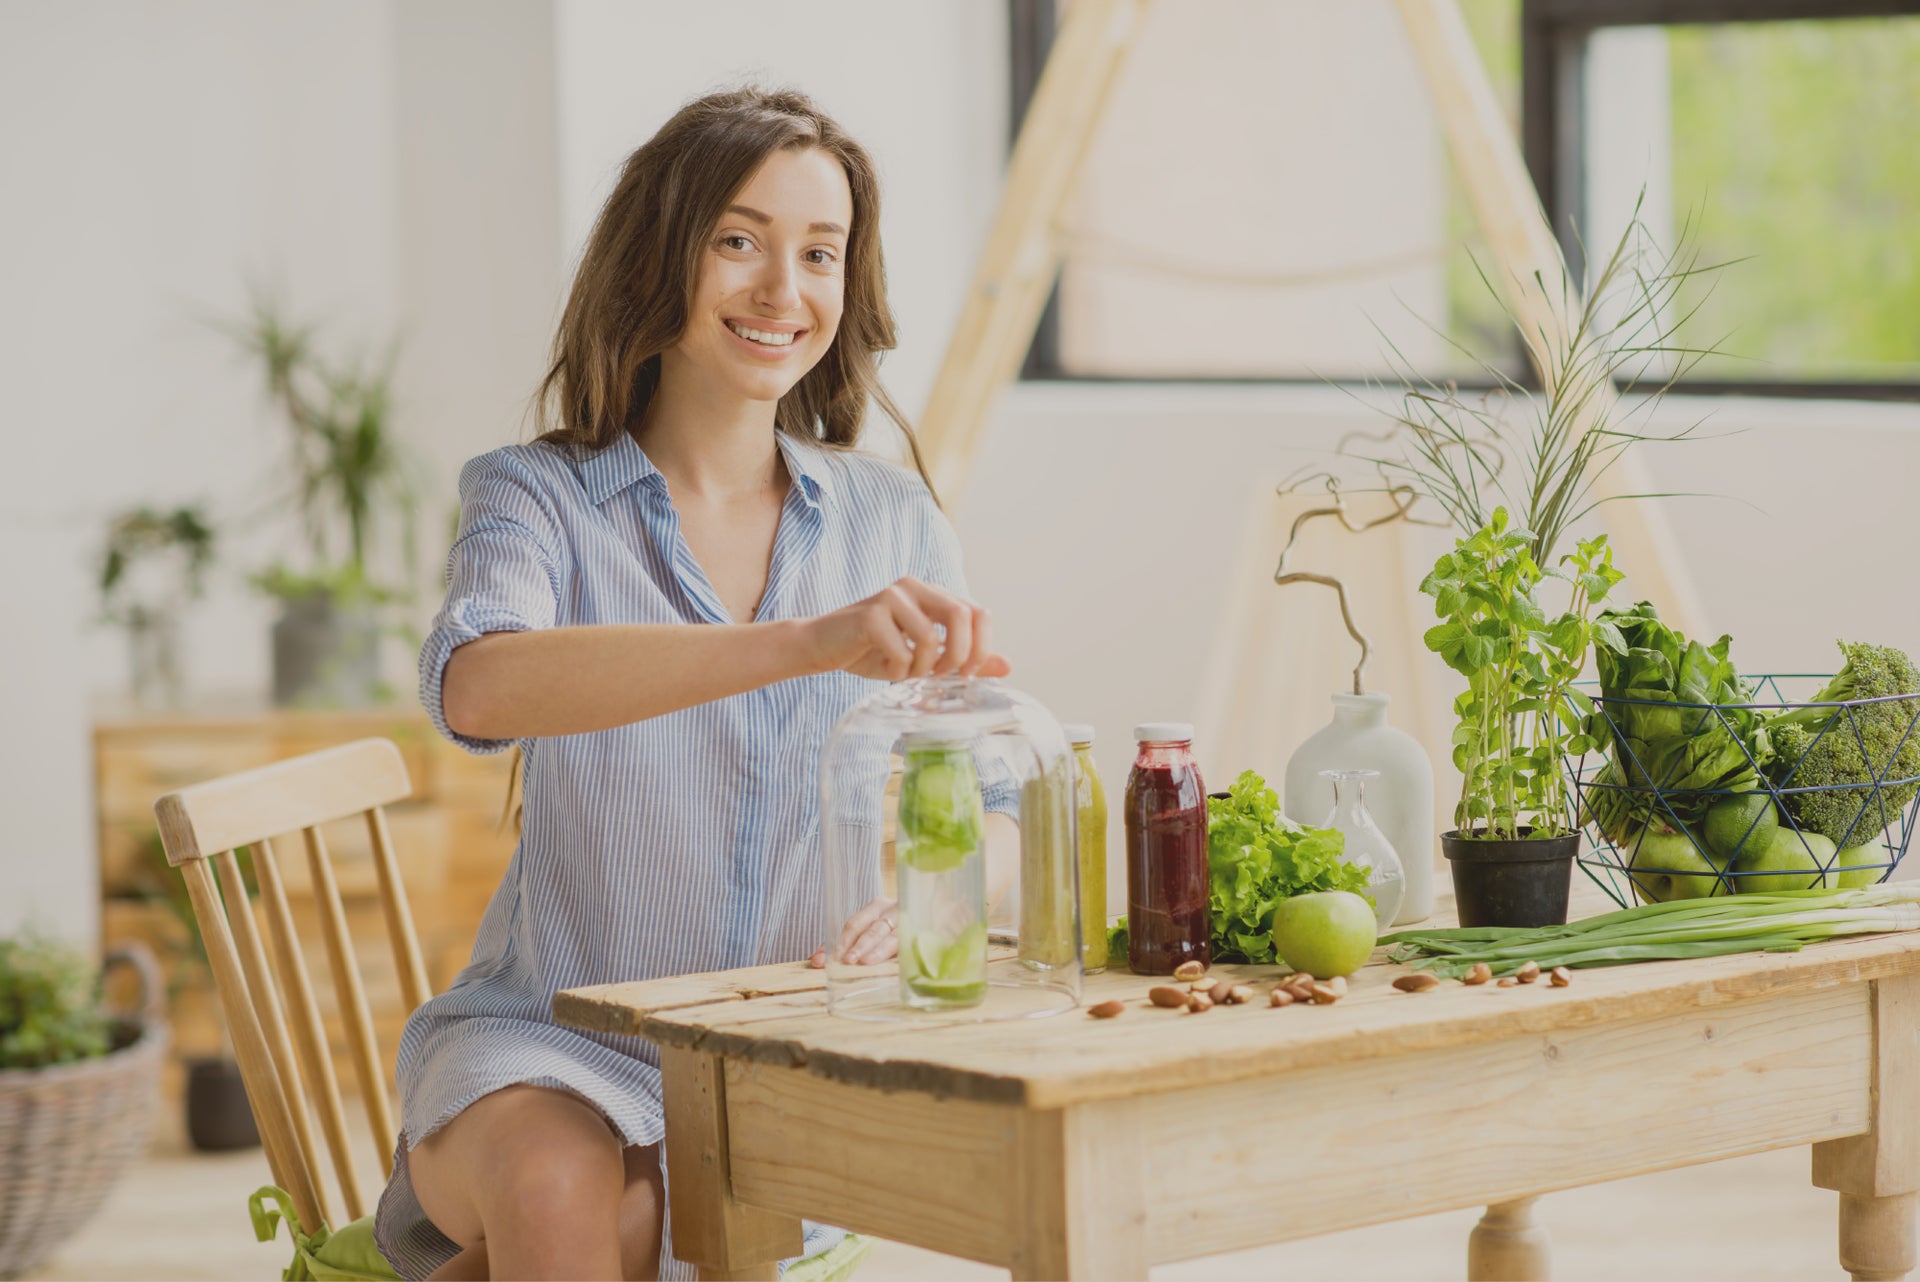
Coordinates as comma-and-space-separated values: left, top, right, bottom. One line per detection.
1467, 1197, 1550, 1281
660, 1046, 804, 1282
1010, 1102, 1149, 1281
1814, 976, 1920, 1282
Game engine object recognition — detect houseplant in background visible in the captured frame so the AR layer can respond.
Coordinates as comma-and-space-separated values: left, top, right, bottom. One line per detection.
1422, 510, 1621, 924
97, 504, 216, 708
0, 934, 166, 1276
233, 294, 416, 707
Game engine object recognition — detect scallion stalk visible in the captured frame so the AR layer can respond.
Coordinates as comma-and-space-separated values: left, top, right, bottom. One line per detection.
1380, 886, 1920, 978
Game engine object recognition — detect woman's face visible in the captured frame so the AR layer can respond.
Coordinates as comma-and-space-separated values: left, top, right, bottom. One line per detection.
672, 146, 854, 406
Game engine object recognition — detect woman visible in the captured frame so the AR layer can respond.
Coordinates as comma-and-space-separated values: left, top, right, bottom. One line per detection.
374, 87, 1009, 1281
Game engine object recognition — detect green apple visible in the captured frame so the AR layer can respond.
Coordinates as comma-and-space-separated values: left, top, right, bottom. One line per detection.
1627, 829, 1727, 903
1702, 794, 1779, 862
1835, 837, 1891, 889
1731, 828, 1838, 893
1272, 891, 1377, 979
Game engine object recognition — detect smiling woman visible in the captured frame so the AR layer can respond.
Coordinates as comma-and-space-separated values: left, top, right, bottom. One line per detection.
373, 88, 1013, 1282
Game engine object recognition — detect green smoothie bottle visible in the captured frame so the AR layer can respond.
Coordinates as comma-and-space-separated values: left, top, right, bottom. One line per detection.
1064, 725, 1109, 972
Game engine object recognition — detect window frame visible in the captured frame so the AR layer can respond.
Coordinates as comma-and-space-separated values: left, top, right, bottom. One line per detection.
1008, 0, 1920, 400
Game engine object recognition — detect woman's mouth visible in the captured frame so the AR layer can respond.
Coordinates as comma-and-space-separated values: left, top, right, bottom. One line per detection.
725, 319, 802, 349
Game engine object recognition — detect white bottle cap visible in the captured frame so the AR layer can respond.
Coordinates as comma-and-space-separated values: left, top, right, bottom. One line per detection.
1133, 722, 1194, 743
1061, 723, 1095, 745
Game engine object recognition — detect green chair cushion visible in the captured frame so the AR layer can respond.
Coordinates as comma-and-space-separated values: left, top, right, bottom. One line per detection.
781, 1232, 873, 1282
249, 1186, 402, 1282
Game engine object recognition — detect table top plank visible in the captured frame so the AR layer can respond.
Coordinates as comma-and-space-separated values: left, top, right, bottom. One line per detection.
558, 928, 1920, 1108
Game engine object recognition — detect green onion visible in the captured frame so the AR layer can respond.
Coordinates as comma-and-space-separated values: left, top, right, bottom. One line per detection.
1379, 886, 1920, 978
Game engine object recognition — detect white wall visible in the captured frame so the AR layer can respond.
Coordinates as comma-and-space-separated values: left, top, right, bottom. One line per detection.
0, 1, 561, 943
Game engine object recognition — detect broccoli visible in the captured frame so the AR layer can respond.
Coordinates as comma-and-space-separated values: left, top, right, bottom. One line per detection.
1766, 641, 1920, 849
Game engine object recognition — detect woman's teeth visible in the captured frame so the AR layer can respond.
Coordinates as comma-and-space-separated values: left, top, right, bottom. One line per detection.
727, 321, 796, 347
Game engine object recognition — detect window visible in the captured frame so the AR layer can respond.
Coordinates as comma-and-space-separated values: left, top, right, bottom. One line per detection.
1011, 0, 1920, 398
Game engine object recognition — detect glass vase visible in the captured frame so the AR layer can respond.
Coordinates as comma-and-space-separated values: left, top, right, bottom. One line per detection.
1321, 768, 1406, 930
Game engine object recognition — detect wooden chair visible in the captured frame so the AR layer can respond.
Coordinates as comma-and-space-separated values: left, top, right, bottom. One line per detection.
153, 738, 432, 1236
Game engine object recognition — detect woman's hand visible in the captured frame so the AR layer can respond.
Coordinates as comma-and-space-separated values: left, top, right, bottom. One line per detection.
803, 577, 1010, 681
808, 896, 899, 968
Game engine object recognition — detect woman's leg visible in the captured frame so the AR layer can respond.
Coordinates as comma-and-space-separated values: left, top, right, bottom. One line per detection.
619, 1144, 666, 1280
408, 1084, 627, 1280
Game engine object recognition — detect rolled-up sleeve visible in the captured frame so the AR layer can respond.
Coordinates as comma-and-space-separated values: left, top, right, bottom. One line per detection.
419, 450, 565, 755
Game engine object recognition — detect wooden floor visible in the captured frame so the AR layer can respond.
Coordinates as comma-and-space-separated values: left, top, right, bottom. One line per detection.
26, 1128, 1866, 1280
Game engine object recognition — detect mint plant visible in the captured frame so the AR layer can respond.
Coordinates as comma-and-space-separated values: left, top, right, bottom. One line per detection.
1421, 508, 1623, 840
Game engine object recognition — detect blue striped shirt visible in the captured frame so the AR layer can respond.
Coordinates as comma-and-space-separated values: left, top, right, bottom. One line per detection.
378, 429, 970, 1277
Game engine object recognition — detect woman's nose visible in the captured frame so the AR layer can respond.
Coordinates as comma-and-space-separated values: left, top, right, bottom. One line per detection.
753, 256, 802, 313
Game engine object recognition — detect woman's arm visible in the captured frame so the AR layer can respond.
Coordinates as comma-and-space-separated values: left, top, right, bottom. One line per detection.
441, 576, 1009, 742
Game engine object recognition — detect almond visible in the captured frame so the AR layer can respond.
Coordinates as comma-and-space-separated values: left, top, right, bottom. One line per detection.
1269, 987, 1295, 1008
1326, 975, 1348, 996
1173, 960, 1207, 981
1310, 982, 1342, 1005
1190, 976, 1220, 994
1550, 966, 1572, 987
1516, 960, 1542, 984
1227, 984, 1255, 1005
1393, 973, 1440, 993
1497, 976, 1520, 987
1087, 1000, 1125, 1019
1463, 963, 1493, 986
1148, 986, 1187, 1009
1186, 992, 1214, 1013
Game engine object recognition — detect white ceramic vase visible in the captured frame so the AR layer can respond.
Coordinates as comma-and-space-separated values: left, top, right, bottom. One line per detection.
1285, 692, 1435, 924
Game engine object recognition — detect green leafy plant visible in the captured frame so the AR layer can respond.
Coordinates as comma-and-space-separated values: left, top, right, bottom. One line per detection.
1421, 508, 1623, 840
98, 505, 216, 625
232, 293, 416, 604
0, 934, 112, 1070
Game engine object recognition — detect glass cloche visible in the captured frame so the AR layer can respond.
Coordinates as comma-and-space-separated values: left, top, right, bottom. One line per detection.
819, 676, 1083, 1021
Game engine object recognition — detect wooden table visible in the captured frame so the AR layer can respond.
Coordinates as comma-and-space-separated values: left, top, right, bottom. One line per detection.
556, 897, 1920, 1281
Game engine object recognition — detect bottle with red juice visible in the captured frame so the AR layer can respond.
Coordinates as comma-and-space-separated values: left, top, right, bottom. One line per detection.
1124, 722, 1210, 975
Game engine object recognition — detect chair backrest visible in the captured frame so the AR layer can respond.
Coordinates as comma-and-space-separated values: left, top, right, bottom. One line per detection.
154, 737, 431, 1233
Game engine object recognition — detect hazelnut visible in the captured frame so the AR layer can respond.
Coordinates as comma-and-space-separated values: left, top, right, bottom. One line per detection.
1497, 977, 1520, 987
1550, 966, 1572, 988
1393, 973, 1440, 993
1516, 961, 1542, 984
1148, 986, 1187, 1008
1087, 1000, 1126, 1019
1463, 963, 1493, 986
1173, 960, 1207, 981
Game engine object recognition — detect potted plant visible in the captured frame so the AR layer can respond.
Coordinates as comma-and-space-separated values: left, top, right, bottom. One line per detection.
97, 504, 216, 708
232, 295, 416, 707
0, 934, 166, 1276
1420, 509, 1621, 924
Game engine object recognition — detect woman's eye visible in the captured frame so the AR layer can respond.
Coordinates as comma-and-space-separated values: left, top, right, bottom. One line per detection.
805, 248, 839, 266
719, 235, 754, 252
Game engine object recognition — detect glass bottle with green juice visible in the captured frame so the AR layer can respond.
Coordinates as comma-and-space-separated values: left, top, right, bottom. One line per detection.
1063, 724, 1108, 972
895, 731, 989, 1009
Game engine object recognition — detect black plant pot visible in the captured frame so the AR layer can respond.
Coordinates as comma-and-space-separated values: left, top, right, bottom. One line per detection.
185, 1055, 261, 1152
1443, 828, 1578, 928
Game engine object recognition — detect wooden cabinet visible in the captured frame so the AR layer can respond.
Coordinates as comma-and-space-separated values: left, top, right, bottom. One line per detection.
94, 703, 518, 1106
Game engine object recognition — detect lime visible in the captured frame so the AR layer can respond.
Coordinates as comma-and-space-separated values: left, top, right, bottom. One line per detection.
1271, 891, 1377, 979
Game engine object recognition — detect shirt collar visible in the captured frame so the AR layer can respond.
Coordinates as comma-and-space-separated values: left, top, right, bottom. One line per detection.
576, 428, 836, 508
577, 430, 665, 506
775, 432, 835, 510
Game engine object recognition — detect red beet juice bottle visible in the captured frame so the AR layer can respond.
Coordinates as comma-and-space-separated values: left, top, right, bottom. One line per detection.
1124, 722, 1210, 975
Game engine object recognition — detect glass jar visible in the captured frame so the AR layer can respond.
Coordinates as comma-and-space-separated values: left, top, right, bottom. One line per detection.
1124, 723, 1210, 975
1064, 724, 1108, 973
1320, 768, 1406, 929
820, 676, 1082, 1021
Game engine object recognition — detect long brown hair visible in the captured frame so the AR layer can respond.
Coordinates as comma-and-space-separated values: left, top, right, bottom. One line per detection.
533, 86, 934, 493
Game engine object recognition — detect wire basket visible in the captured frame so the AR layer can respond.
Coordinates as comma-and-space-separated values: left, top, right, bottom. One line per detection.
1567, 674, 1920, 909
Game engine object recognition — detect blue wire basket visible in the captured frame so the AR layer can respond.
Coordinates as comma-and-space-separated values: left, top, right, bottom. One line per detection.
1566, 675, 1920, 909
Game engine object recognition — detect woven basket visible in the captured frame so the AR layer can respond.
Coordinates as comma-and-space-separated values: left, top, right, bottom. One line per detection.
0, 944, 168, 1280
